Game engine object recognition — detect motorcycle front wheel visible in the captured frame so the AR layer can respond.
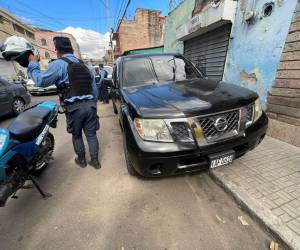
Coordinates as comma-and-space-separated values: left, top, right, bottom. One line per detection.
32, 133, 55, 176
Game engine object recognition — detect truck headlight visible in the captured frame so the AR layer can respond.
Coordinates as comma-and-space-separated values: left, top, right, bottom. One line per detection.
134, 118, 173, 142
253, 98, 263, 123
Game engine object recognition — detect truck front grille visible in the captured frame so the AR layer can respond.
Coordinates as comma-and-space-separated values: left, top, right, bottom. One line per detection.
197, 110, 240, 142
246, 104, 254, 126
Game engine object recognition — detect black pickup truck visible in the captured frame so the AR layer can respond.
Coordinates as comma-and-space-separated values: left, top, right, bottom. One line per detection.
109, 53, 268, 177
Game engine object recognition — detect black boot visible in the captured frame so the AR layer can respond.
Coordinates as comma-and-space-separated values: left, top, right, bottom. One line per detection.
75, 154, 87, 168
88, 156, 101, 169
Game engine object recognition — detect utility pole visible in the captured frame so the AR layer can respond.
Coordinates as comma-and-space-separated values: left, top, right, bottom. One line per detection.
169, 0, 175, 12
105, 0, 112, 32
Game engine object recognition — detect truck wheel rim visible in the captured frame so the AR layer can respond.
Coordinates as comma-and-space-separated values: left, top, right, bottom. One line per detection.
14, 99, 25, 113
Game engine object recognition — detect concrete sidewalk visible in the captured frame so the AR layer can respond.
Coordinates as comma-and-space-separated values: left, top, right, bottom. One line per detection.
210, 137, 300, 249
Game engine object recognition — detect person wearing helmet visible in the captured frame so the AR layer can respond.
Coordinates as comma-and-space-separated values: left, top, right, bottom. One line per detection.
27, 36, 101, 169
1, 36, 39, 67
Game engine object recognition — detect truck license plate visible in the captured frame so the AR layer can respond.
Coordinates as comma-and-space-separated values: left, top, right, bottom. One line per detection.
209, 150, 235, 169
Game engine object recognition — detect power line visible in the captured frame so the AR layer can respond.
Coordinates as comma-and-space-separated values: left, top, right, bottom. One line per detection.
14, 0, 69, 29
113, 0, 122, 27
1, 0, 112, 28
105, 0, 112, 30
116, 0, 131, 31
1, 2, 66, 29
114, 0, 126, 30
0, 1, 63, 30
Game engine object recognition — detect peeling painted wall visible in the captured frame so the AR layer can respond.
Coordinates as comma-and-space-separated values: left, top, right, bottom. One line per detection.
164, 0, 195, 53
223, 0, 298, 107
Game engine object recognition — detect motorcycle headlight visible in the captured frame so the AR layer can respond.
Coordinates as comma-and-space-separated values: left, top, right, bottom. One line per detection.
134, 118, 173, 142
253, 98, 263, 123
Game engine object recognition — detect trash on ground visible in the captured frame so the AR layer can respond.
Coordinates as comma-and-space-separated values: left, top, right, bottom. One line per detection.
238, 216, 249, 226
216, 214, 226, 224
270, 241, 279, 250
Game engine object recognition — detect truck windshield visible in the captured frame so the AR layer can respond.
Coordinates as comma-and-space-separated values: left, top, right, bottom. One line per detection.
123, 55, 203, 88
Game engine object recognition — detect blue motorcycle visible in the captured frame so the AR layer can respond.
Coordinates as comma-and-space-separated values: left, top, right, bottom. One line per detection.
0, 101, 58, 207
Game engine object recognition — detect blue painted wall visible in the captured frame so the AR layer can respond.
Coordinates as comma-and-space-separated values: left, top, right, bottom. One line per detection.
164, 0, 195, 53
223, 0, 297, 107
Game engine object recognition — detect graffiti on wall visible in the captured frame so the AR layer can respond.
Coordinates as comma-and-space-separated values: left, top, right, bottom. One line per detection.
192, 0, 222, 16
223, 0, 297, 107
164, 0, 195, 53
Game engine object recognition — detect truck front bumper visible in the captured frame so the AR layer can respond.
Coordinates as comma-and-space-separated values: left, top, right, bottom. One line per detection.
126, 112, 268, 177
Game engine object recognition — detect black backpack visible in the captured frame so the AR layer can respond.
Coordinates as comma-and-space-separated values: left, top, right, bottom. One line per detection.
60, 57, 93, 97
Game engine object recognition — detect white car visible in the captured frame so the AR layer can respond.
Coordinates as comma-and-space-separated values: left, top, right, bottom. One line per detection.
26, 79, 57, 95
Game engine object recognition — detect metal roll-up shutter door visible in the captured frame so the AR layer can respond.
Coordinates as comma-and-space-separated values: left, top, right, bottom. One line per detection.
0, 58, 17, 81
184, 24, 232, 81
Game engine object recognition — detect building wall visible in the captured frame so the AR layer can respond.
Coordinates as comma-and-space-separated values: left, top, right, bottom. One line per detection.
164, 0, 297, 106
223, 0, 298, 107
0, 8, 35, 43
117, 9, 165, 54
104, 49, 114, 65
35, 31, 81, 69
164, 0, 195, 53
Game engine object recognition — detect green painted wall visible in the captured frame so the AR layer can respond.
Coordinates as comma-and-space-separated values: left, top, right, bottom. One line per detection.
127, 47, 164, 54
164, 0, 195, 53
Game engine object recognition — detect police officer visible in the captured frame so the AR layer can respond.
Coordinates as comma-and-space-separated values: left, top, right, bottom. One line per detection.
99, 64, 109, 104
27, 36, 101, 169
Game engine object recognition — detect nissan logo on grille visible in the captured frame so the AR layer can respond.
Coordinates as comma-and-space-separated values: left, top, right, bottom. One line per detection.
214, 117, 228, 132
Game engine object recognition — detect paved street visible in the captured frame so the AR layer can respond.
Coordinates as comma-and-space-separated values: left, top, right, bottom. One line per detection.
0, 95, 274, 250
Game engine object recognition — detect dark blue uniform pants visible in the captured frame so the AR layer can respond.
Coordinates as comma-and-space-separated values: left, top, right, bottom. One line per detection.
100, 81, 109, 103
66, 101, 100, 158
97, 84, 103, 101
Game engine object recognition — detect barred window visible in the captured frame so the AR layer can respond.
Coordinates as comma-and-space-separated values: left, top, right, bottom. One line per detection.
13, 23, 25, 34
41, 38, 47, 46
26, 31, 34, 40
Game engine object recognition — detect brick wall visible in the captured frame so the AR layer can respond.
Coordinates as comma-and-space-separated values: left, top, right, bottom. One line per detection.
267, 6, 300, 147
116, 9, 165, 54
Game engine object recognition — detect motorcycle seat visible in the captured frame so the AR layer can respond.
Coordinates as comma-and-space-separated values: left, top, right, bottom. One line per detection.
8, 107, 51, 142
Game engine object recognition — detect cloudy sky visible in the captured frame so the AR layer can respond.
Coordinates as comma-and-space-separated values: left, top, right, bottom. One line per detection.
60, 27, 110, 60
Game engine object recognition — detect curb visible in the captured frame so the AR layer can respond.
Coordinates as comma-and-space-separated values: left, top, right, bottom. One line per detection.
209, 170, 300, 250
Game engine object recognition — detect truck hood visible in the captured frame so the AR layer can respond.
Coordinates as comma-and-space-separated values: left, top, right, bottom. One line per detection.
123, 78, 258, 118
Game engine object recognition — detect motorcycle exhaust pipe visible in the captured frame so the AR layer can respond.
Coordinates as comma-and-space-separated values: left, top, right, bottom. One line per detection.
0, 183, 14, 207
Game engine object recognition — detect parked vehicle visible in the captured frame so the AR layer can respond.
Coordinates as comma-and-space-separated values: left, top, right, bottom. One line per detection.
93, 65, 113, 79
26, 79, 57, 95
0, 77, 31, 117
104, 66, 113, 79
110, 53, 268, 177
0, 101, 58, 206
